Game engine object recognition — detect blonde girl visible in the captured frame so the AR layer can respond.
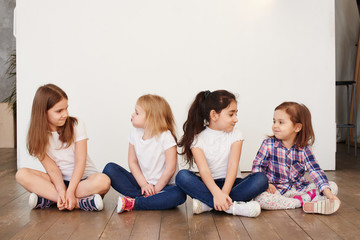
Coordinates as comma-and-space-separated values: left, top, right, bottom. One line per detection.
176, 90, 268, 217
252, 102, 340, 214
16, 84, 110, 211
103, 94, 186, 213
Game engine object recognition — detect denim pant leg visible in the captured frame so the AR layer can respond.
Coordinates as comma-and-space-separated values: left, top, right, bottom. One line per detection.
175, 169, 215, 208
102, 162, 142, 198
134, 185, 187, 210
229, 172, 269, 202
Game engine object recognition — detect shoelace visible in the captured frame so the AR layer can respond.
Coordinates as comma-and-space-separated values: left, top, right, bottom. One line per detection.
36, 197, 53, 208
123, 197, 134, 211
79, 195, 97, 211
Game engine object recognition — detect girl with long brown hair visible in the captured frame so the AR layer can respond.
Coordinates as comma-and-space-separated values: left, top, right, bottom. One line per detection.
103, 94, 186, 213
252, 101, 341, 214
176, 90, 268, 217
16, 84, 110, 211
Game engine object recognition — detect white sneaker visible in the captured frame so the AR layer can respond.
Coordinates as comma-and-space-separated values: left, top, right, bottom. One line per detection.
231, 201, 261, 217
78, 194, 104, 211
29, 193, 38, 209
28, 193, 54, 209
192, 198, 212, 214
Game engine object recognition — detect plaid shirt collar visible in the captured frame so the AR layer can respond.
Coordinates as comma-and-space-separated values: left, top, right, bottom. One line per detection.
273, 137, 304, 151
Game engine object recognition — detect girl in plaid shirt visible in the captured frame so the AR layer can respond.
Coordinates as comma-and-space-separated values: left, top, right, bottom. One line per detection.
252, 102, 340, 215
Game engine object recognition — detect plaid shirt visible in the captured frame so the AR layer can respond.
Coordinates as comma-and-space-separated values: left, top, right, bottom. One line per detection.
252, 137, 329, 195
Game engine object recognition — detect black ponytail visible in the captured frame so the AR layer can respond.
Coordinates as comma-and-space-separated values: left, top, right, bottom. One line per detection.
178, 90, 236, 168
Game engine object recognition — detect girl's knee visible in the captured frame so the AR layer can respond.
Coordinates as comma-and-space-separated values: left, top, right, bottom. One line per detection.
15, 168, 31, 185
175, 169, 192, 186
253, 172, 269, 191
175, 188, 187, 204
94, 173, 111, 194
102, 162, 118, 176
169, 186, 187, 205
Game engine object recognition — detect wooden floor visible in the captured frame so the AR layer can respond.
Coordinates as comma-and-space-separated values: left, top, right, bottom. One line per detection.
0, 144, 360, 240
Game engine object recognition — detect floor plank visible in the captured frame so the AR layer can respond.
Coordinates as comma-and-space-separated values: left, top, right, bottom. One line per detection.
99, 190, 136, 240
186, 199, 220, 240
159, 202, 189, 240
9, 206, 63, 240
285, 209, 341, 240
129, 210, 162, 240
1, 143, 360, 239
0, 193, 36, 240
213, 213, 251, 240
260, 210, 311, 240
239, 213, 281, 240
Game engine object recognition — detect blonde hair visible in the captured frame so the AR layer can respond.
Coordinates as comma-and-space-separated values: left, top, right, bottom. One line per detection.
136, 94, 177, 142
27, 84, 77, 160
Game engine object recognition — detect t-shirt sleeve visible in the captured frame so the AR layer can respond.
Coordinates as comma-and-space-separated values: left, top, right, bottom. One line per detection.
162, 131, 177, 151
128, 128, 136, 145
190, 134, 202, 149
231, 127, 244, 143
75, 119, 88, 142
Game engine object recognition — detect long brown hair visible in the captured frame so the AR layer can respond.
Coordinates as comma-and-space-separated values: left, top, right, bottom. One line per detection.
274, 101, 315, 148
136, 94, 177, 142
27, 84, 77, 160
178, 90, 236, 168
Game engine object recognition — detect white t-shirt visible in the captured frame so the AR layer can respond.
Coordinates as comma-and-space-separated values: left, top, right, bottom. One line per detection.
47, 119, 98, 181
191, 127, 244, 179
128, 128, 177, 185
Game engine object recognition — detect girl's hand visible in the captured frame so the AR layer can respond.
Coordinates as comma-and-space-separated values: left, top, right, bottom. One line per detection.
267, 184, 277, 194
141, 183, 156, 196
57, 190, 66, 210
213, 191, 232, 211
65, 190, 77, 211
322, 188, 341, 204
154, 184, 163, 194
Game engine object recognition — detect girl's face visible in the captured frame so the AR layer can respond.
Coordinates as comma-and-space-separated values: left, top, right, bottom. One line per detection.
131, 104, 146, 129
209, 100, 238, 133
47, 98, 68, 131
272, 109, 301, 146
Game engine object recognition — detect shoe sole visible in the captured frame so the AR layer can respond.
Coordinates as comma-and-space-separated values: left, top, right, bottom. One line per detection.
117, 196, 125, 213
303, 199, 340, 215
192, 199, 202, 214
29, 193, 38, 209
94, 194, 104, 211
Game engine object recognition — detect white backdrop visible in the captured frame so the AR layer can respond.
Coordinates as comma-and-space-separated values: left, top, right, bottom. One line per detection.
16, 0, 336, 172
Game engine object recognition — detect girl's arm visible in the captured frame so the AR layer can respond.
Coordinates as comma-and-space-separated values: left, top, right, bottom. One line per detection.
222, 140, 242, 195
304, 148, 340, 202
40, 154, 67, 210
128, 143, 155, 196
252, 140, 270, 173
154, 146, 177, 193
322, 188, 340, 201
303, 147, 331, 193
66, 139, 87, 210
252, 140, 273, 193
192, 147, 232, 211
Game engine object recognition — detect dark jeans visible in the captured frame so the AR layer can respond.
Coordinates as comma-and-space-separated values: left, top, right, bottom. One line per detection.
175, 169, 268, 208
103, 162, 186, 210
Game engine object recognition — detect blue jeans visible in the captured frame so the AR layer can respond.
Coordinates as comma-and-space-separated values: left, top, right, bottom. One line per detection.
103, 162, 186, 210
175, 169, 268, 208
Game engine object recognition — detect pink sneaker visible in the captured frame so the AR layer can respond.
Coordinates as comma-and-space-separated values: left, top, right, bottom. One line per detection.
117, 196, 135, 213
